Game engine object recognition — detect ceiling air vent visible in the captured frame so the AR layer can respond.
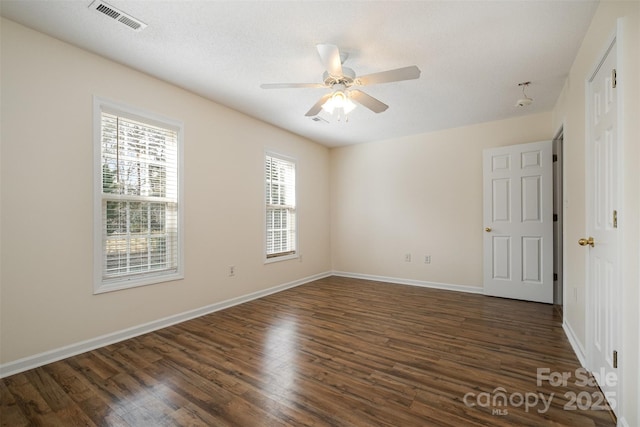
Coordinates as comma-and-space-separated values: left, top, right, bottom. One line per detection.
89, 0, 147, 31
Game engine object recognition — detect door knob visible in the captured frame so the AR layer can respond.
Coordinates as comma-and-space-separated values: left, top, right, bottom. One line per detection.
578, 237, 595, 247
485, 227, 492, 232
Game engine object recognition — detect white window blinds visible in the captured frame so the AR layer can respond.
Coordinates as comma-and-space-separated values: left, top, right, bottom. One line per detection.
98, 108, 180, 288
265, 153, 296, 259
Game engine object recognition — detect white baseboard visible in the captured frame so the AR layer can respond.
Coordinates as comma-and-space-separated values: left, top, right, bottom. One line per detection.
562, 319, 586, 367
0, 271, 332, 378
332, 271, 483, 294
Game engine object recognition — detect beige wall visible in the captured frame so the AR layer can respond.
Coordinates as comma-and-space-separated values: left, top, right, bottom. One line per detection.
0, 19, 331, 364
552, 1, 639, 425
330, 113, 552, 287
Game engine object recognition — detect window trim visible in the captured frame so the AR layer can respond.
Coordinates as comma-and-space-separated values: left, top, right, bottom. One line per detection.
93, 96, 184, 294
264, 150, 298, 263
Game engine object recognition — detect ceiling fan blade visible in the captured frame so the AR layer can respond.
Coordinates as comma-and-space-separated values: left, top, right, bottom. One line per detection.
260, 83, 326, 89
356, 65, 421, 86
349, 90, 389, 113
316, 44, 343, 77
305, 93, 333, 117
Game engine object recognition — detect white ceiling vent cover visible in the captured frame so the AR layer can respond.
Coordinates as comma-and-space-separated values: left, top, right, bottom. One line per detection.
89, 0, 147, 31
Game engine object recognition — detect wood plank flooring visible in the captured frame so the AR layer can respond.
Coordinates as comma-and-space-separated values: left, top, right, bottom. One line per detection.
1, 276, 616, 426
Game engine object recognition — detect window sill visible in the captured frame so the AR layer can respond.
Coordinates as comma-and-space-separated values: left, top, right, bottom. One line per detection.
94, 271, 184, 294
264, 253, 299, 264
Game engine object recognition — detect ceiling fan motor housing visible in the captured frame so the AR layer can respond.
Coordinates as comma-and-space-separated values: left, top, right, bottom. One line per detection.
323, 67, 356, 87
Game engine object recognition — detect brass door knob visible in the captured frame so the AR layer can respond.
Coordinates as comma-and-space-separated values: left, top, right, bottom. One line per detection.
578, 237, 595, 247
485, 227, 492, 232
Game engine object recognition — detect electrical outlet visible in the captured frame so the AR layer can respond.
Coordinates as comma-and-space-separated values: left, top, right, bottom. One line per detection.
404, 253, 412, 262
229, 265, 236, 277
424, 255, 431, 264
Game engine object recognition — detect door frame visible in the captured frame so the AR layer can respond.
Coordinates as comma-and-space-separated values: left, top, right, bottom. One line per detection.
584, 26, 624, 417
552, 128, 564, 306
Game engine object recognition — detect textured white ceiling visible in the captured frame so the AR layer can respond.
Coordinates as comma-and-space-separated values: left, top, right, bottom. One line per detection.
1, 0, 599, 147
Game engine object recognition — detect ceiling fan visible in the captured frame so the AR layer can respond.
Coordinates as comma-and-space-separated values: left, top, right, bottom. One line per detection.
260, 44, 421, 117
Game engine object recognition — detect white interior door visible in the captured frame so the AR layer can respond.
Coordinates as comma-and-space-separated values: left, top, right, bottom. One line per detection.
586, 39, 619, 414
483, 141, 553, 303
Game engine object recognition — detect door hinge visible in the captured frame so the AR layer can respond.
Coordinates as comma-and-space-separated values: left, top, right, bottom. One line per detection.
613, 210, 618, 228
553, 214, 558, 222
553, 154, 558, 162
612, 69, 617, 88
554, 273, 558, 281
613, 350, 618, 368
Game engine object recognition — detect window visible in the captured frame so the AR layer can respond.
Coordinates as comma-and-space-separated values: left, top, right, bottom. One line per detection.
265, 152, 297, 261
94, 98, 183, 293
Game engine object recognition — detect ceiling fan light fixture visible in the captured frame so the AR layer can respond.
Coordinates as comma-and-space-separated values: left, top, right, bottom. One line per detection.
321, 97, 336, 114
343, 98, 356, 114
322, 89, 356, 115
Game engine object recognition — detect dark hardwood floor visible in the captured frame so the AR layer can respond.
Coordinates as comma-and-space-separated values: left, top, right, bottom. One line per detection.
1, 276, 616, 426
